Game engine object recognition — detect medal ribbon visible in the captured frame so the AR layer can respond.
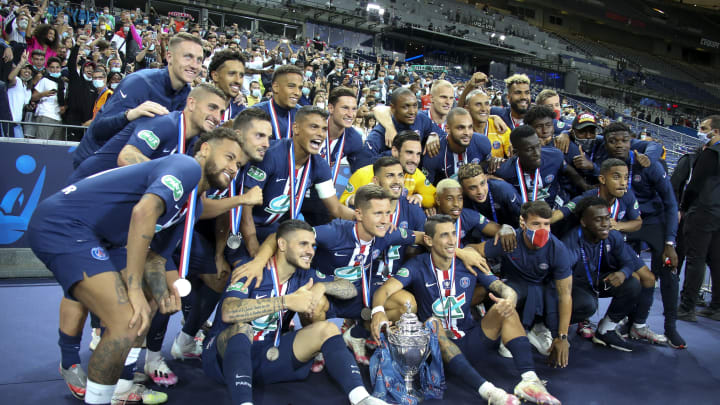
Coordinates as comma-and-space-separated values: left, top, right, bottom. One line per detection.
324, 125, 346, 185
177, 112, 187, 154
578, 228, 603, 294
177, 187, 197, 281
269, 101, 292, 140
487, 188, 498, 223
288, 142, 312, 219
429, 108, 446, 132
268, 257, 288, 347
443, 146, 468, 179
353, 224, 373, 308
627, 151, 634, 191
429, 254, 459, 337
597, 189, 620, 221
515, 160, 541, 203
223, 105, 231, 123
228, 169, 246, 235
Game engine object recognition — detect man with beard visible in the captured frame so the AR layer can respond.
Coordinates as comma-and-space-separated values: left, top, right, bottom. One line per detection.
208, 49, 246, 122
458, 163, 521, 228
73, 33, 203, 168
301, 87, 366, 225
31, 128, 245, 405
68, 84, 226, 184
252, 65, 303, 141
491, 74, 531, 131
341, 131, 437, 209
422, 107, 492, 184
202, 219, 389, 405
600, 123, 685, 349
236, 106, 356, 258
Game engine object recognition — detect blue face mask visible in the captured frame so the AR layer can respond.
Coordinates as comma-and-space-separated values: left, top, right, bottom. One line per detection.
301, 87, 310, 96
110, 67, 121, 73
49, 72, 61, 78
290, 57, 297, 64
388, 74, 394, 80
305, 71, 313, 78
374, 92, 381, 99
92, 79, 104, 88
348, 63, 354, 69
143, 19, 148, 25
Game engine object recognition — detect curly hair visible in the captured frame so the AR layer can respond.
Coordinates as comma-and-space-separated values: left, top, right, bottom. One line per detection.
32, 24, 59, 50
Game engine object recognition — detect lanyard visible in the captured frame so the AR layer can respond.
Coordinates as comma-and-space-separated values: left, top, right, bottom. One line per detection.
627, 151, 634, 190
597, 189, 620, 220
177, 112, 186, 154
223, 105, 231, 123
515, 160, 542, 203
268, 101, 292, 140
288, 142, 312, 219
353, 224, 374, 308
429, 109, 446, 132
429, 254, 458, 336
177, 187, 197, 281
324, 124, 346, 185
229, 168, 246, 235
268, 257, 288, 348
487, 187, 498, 223
578, 228, 603, 294
443, 144, 467, 179
455, 215, 462, 248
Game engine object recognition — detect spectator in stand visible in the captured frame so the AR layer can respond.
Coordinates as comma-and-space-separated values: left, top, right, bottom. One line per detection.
64, 35, 100, 141
7, 52, 33, 138
91, 68, 113, 120
26, 24, 59, 66
247, 80, 263, 107
31, 56, 66, 140
5, 4, 40, 65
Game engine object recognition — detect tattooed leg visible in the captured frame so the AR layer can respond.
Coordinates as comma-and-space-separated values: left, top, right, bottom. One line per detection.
217, 323, 253, 358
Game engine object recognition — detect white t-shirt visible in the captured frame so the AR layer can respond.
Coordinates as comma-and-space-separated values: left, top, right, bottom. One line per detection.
7, 77, 31, 122
243, 57, 265, 92
34, 77, 62, 121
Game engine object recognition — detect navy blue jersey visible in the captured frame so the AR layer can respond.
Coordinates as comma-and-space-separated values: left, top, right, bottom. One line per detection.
422, 133, 492, 184
591, 138, 664, 177
490, 106, 522, 130
394, 253, 498, 337
560, 188, 641, 222
242, 139, 333, 238
223, 99, 245, 122
376, 197, 427, 277
29, 155, 201, 254
457, 208, 490, 247
624, 158, 677, 242
68, 111, 192, 184
209, 264, 330, 342
494, 147, 566, 208
318, 126, 365, 174
361, 114, 446, 167
312, 219, 416, 286
553, 119, 569, 136
252, 100, 299, 141
561, 227, 645, 290
464, 179, 521, 227
484, 229, 572, 284
73, 68, 191, 168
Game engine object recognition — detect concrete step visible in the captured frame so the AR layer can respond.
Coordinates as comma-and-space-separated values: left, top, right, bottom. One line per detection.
0, 248, 52, 278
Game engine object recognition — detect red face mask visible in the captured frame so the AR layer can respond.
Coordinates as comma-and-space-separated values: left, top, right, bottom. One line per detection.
554, 109, 561, 120
525, 228, 550, 248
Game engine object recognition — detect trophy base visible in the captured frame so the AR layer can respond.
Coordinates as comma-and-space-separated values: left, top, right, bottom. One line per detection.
405, 387, 424, 402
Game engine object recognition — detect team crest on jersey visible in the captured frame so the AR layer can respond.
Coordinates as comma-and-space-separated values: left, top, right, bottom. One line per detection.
265, 195, 290, 215
633, 175, 642, 183
618, 210, 626, 219
557, 121, 565, 129
633, 201, 639, 209
471, 158, 481, 164
399, 228, 408, 238
565, 202, 576, 211
91, 247, 109, 261
372, 249, 380, 259
424, 177, 431, 186
161, 175, 184, 201
493, 141, 501, 149
315, 270, 326, 279
226, 281, 248, 293
247, 166, 266, 181
460, 277, 470, 288
545, 174, 555, 183
397, 267, 410, 277
399, 221, 409, 229
138, 130, 160, 150
538, 263, 549, 270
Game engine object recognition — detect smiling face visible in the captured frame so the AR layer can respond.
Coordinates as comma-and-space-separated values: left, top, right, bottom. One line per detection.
391, 93, 418, 125
581, 205, 611, 241
426, 221, 457, 261
187, 92, 225, 133
202, 138, 242, 190
391, 140, 422, 175
168, 40, 203, 84
328, 96, 357, 129
293, 113, 328, 156
436, 187, 463, 220
461, 173, 489, 203
280, 229, 316, 270
357, 198, 392, 238
508, 82, 531, 115
448, 112, 474, 149
467, 92, 490, 125
272, 73, 303, 108
211, 59, 245, 99
374, 163, 404, 199
431, 85, 454, 116
515, 134, 542, 170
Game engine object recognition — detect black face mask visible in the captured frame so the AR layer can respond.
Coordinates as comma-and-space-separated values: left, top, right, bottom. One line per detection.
575, 137, 596, 153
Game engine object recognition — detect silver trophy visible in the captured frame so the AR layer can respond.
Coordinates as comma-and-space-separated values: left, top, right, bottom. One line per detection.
387, 303, 431, 402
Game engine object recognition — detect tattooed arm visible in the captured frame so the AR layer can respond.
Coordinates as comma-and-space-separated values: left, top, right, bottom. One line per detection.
488, 279, 518, 307
143, 250, 181, 314
311, 279, 357, 300
222, 279, 316, 324
125, 193, 165, 335
118, 144, 151, 167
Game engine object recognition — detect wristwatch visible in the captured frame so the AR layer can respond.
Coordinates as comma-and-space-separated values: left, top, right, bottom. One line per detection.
558, 334, 568, 341
665, 241, 676, 247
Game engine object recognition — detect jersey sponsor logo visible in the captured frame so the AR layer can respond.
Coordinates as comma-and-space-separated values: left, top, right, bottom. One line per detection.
493, 140, 501, 149
138, 130, 160, 150
91, 247, 109, 261
161, 175, 184, 201
265, 195, 290, 215
226, 281, 248, 293
460, 276, 470, 288
334, 265, 363, 281
396, 267, 410, 277
431, 293, 466, 320
315, 270, 327, 279
251, 312, 279, 336
247, 166, 267, 181
565, 202, 576, 211
538, 263, 549, 270
399, 228, 408, 238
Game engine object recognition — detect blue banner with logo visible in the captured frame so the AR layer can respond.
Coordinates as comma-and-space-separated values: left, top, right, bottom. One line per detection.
0, 140, 76, 248
0, 140, 354, 248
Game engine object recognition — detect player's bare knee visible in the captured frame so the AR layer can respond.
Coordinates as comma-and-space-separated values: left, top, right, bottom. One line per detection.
317, 321, 341, 341
390, 289, 417, 312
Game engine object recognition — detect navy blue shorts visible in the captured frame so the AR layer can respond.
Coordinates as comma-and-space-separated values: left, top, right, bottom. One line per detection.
455, 324, 499, 365
33, 246, 127, 300
203, 330, 312, 385
171, 231, 216, 276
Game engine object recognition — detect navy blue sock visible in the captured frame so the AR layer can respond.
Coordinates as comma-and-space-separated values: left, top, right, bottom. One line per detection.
182, 284, 220, 336
321, 335, 363, 395
181, 286, 197, 321
90, 312, 101, 329
146, 312, 170, 352
350, 323, 369, 339
447, 354, 486, 390
58, 329, 81, 369
222, 334, 253, 404
505, 336, 534, 375
632, 287, 655, 324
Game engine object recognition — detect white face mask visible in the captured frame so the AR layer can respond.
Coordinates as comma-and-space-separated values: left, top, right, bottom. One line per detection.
316, 102, 325, 109
698, 131, 712, 143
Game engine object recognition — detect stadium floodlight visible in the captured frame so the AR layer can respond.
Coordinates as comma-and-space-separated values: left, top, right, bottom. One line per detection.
490, 32, 496, 38
499, 35, 506, 41
367, 3, 385, 15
